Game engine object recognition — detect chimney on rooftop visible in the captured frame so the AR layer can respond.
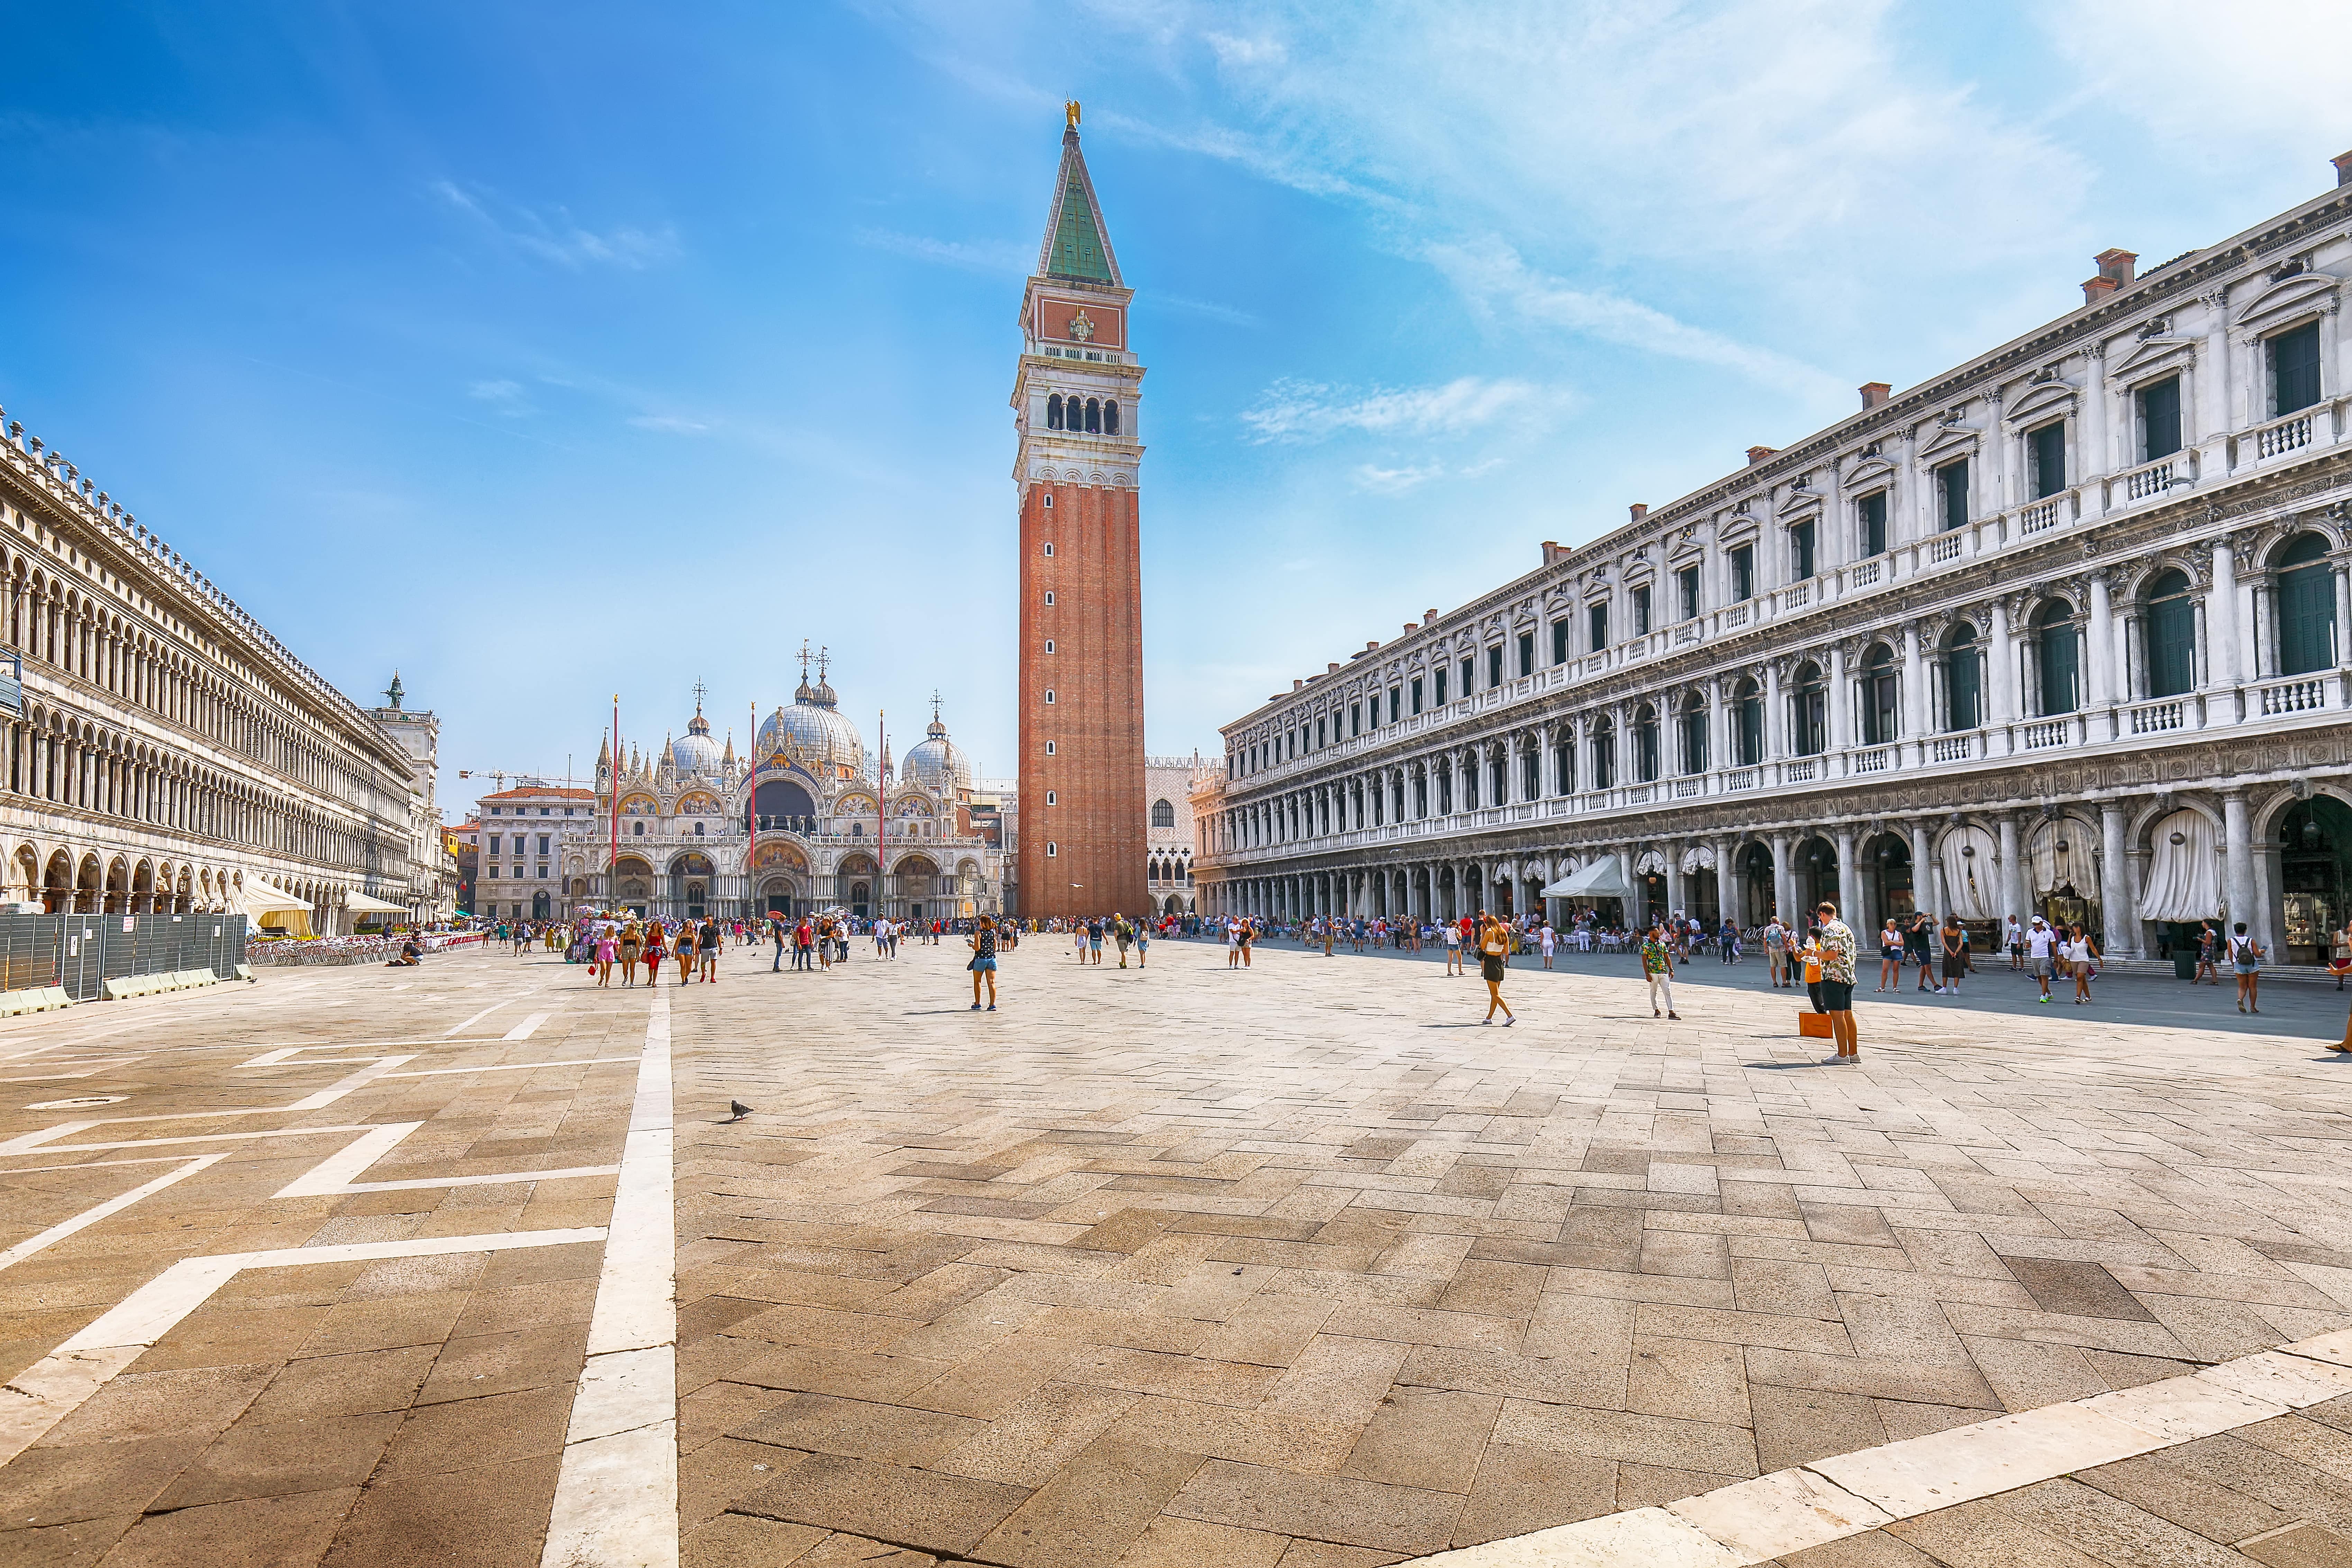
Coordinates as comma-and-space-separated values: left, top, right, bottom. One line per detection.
1746, 446, 1777, 466
1628, 503, 1648, 524
1366, 640, 1380, 652
1403, 622, 1417, 634
2334, 149, 2352, 187
1424, 608, 1439, 622
1542, 540, 1566, 566
1859, 382, 1890, 411
2081, 249, 2135, 306
1292, 678, 1303, 691
1327, 662, 1341, 674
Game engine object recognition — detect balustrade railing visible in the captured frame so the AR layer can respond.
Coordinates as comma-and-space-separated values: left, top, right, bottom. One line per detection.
1784, 758, 1817, 782
2259, 676, 2331, 716
1722, 768, 1756, 791
2017, 489, 2075, 536
2128, 699, 2186, 735
1852, 746, 1891, 774
1721, 604, 1750, 629
1929, 733, 1974, 763
2256, 410, 2315, 461
1929, 533, 1965, 564
2022, 718, 2071, 750
1672, 777, 1703, 797
1850, 558, 1882, 587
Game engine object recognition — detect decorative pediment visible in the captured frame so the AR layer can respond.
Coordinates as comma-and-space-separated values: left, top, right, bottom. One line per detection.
2004, 381, 2077, 429
1841, 455, 1898, 492
1775, 490, 1823, 525
2235, 270, 2339, 336
1716, 516, 1759, 547
1917, 424, 1981, 466
2108, 335, 2197, 386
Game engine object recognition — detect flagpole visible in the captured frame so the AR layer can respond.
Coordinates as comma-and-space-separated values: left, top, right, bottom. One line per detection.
877, 709, 887, 928
609, 694, 620, 914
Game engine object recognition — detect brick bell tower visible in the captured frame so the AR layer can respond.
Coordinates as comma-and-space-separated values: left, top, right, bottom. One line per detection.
1013, 102, 1148, 922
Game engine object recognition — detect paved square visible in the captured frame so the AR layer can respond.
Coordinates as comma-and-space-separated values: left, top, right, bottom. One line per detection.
6, 937, 2352, 1565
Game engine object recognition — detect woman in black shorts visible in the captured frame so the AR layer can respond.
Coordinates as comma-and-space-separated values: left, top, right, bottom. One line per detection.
1476, 915, 1514, 1025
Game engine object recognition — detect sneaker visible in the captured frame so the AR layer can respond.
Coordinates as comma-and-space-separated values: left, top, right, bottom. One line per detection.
970, 1003, 981, 1010
1503, 1017, 1515, 1027
986, 1004, 997, 1011
2038, 995, 2050, 1004
1667, 1012, 1680, 1020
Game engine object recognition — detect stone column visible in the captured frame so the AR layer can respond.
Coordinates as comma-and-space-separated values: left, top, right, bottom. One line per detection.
2210, 538, 2241, 689
1827, 644, 1851, 756
1770, 831, 1795, 923
1902, 623, 1930, 751
1713, 836, 1737, 927
1909, 821, 1935, 919
2100, 801, 2138, 958
1764, 665, 1786, 760
1663, 844, 1685, 921
2222, 790, 2259, 948
1988, 600, 2016, 727
2087, 570, 2116, 712
1836, 824, 1862, 927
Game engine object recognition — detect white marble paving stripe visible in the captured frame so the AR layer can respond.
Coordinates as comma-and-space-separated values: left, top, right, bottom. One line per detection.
0, 1227, 606, 1469
541, 987, 676, 1568
1400, 1328, 2352, 1567
273, 1121, 620, 1196
444, 1000, 513, 1037
503, 1011, 552, 1040
0, 1055, 420, 1156
379, 1056, 640, 1079
0, 1154, 228, 1272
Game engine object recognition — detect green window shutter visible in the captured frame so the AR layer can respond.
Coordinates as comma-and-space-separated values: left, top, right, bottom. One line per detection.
2040, 624, 2079, 715
2029, 423, 2066, 500
1859, 492, 1887, 556
1946, 650, 1980, 730
1940, 461, 1969, 529
2271, 323, 2322, 417
2140, 377, 2181, 461
2148, 592, 2196, 696
2280, 564, 2336, 675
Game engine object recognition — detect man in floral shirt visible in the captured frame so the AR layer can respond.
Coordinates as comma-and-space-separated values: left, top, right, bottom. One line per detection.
1815, 901, 1860, 1063
1639, 924, 1679, 1020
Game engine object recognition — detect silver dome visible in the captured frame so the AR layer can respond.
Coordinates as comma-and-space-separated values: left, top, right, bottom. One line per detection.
901, 715, 970, 794
672, 710, 722, 777
758, 697, 865, 777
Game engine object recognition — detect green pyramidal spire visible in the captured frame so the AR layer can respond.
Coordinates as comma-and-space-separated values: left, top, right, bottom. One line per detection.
1038, 112, 1122, 286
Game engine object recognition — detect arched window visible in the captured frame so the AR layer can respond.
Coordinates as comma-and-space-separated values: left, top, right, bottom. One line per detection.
1046, 394, 1064, 430
2144, 569, 2196, 697
1522, 742, 1540, 799
1790, 663, 1827, 756
2276, 533, 2336, 676
1943, 624, 1981, 730
1735, 678, 1764, 766
1590, 717, 1616, 789
2036, 602, 2080, 714
1678, 693, 1708, 775
1151, 797, 1175, 828
1084, 398, 1102, 434
1860, 644, 1899, 746
1553, 737, 1574, 794
1633, 704, 1660, 783
1104, 399, 1120, 436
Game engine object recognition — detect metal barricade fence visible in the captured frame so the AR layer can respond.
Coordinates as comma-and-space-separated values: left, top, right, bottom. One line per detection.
0, 911, 248, 1002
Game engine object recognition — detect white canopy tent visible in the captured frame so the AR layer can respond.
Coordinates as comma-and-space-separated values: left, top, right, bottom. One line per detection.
1542, 857, 1628, 900
233, 883, 316, 940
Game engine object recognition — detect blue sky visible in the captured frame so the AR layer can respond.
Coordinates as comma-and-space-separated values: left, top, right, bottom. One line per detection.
4, 1, 2348, 811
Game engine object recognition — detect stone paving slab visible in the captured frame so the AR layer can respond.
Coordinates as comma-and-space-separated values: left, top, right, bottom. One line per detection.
4, 936, 2352, 1564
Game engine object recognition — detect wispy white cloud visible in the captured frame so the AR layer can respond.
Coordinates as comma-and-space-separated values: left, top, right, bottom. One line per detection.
432, 180, 681, 271
1425, 238, 1841, 399
466, 378, 530, 415
854, 226, 1031, 275
629, 414, 711, 436
1157, 292, 1260, 328
2041, 0, 2352, 157
1241, 375, 1554, 444
1351, 461, 1444, 494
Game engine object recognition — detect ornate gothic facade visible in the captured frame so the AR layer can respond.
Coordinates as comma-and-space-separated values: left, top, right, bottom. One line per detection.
1199, 154, 2352, 965
573, 670, 1004, 923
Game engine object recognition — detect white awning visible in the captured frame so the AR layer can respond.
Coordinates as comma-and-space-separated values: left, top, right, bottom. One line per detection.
343, 891, 410, 915
1542, 857, 1628, 899
234, 884, 311, 919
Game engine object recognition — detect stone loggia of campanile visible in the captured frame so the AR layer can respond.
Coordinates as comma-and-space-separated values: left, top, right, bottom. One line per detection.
1012, 102, 1148, 921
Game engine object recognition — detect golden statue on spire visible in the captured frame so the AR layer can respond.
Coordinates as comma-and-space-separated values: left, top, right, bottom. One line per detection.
1065, 100, 1081, 129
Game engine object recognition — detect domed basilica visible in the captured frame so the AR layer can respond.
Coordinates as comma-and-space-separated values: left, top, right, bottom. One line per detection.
576, 656, 1004, 922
